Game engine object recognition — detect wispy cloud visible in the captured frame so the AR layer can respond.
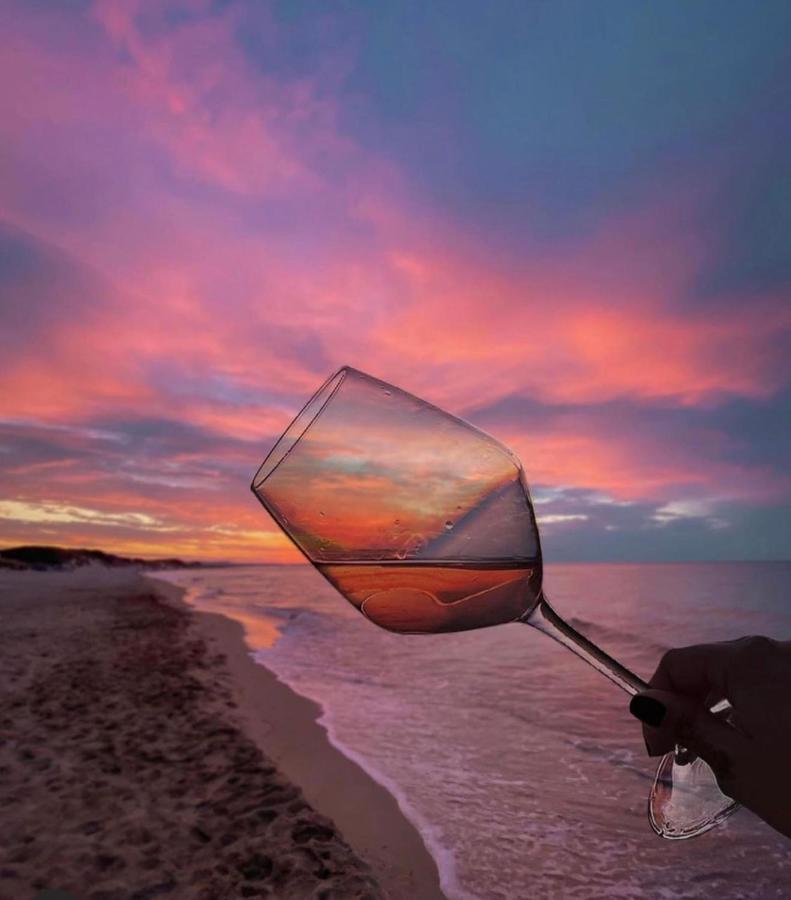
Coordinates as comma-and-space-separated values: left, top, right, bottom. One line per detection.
0, 1, 788, 561
0, 500, 174, 531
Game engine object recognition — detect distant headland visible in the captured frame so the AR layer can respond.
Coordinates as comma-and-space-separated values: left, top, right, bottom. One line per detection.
0, 545, 229, 571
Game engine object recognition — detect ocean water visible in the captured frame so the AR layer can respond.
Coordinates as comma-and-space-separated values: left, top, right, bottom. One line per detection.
157, 562, 791, 899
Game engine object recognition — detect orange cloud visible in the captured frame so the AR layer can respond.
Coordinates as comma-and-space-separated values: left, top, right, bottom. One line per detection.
0, 3, 788, 563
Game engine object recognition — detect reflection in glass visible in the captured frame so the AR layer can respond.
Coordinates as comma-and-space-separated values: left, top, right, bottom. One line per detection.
252, 367, 738, 838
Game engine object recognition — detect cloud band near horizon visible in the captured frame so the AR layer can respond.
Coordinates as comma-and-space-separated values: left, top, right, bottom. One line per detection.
1, 1, 789, 562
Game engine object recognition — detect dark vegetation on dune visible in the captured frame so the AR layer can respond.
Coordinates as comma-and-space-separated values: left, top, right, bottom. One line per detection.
0, 545, 222, 571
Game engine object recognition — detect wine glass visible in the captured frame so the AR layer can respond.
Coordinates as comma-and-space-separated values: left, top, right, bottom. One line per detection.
250, 366, 739, 839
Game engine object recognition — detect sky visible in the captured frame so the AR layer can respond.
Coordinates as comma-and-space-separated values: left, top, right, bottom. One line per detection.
1, 0, 790, 563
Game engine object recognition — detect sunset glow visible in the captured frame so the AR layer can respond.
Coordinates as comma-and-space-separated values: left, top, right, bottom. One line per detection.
2, 2, 789, 562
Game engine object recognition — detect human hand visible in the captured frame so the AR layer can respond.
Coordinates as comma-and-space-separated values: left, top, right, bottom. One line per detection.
629, 636, 791, 838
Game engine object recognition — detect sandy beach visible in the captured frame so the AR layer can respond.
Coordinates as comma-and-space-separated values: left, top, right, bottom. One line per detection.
0, 567, 444, 900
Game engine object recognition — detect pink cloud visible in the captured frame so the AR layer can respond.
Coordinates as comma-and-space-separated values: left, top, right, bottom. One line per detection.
0, 2, 788, 561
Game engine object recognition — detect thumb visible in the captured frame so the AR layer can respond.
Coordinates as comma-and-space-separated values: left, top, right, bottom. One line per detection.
630, 688, 748, 776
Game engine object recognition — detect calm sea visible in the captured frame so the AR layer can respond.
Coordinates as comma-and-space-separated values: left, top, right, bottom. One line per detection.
157, 562, 791, 899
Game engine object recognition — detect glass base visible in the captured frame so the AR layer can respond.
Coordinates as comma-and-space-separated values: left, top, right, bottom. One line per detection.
649, 749, 740, 839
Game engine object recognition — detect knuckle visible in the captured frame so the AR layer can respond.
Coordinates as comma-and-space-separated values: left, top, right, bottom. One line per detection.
653, 645, 699, 688
733, 635, 776, 677
743, 635, 774, 653
658, 646, 685, 676
660, 648, 680, 668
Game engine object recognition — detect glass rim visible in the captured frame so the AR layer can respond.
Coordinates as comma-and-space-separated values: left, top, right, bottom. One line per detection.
251, 365, 524, 497
251, 366, 349, 492
250, 364, 542, 567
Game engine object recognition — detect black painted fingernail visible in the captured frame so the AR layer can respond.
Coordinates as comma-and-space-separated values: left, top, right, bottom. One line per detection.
629, 695, 666, 727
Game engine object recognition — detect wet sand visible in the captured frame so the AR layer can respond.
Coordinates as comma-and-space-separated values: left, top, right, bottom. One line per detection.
0, 567, 444, 900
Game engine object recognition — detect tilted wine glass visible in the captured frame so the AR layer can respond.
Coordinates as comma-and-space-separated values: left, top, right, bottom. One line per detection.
251, 366, 738, 839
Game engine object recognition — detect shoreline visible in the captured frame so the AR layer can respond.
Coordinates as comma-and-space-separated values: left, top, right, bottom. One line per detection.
146, 573, 446, 900
0, 566, 444, 899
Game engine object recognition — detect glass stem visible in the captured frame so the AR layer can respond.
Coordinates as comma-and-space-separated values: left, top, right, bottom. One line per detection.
523, 593, 649, 697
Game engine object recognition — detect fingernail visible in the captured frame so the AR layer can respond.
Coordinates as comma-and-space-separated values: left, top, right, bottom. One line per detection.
629, 695, 666, 727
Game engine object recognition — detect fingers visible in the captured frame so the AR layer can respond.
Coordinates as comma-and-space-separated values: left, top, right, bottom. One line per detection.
649, 636, 783, 713
649, 643, 735, 700
629, 688, 749, 788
